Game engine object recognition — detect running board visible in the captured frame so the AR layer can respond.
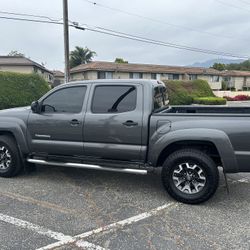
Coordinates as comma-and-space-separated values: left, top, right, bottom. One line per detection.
27, 158, 148, 175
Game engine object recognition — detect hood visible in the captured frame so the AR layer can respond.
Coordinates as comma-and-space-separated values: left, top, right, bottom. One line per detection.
0, 106, 31, 119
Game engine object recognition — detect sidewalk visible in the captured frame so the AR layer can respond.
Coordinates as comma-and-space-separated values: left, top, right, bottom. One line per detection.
227, 101, 250, 106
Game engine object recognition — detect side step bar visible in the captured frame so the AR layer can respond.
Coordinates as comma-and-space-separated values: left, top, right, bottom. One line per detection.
27, 158, 148, 175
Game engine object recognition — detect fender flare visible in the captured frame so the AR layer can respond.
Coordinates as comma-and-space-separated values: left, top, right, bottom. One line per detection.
148, 128, 238, 173
0, 121, 29, 155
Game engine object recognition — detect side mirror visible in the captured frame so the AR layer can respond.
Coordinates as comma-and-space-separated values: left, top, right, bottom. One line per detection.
31, 101, 40, 113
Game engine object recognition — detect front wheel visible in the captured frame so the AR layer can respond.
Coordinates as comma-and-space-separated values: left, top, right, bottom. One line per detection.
0, 135, 23, 178
161, 149, 219, 204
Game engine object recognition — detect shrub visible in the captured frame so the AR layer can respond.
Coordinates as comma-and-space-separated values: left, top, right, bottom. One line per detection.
234, 95, 250, 101
0, 72, 50, 110
163, 79, 215, 105
223, 95, 250, 101
193, 97, 226, 105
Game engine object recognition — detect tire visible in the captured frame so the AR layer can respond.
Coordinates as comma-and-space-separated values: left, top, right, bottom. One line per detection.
161, 148, 219, 204
0, 135, 23, 178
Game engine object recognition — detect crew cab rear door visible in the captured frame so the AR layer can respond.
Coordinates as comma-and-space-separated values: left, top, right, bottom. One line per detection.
27, 85, 88, 156
83, 83, 144, 161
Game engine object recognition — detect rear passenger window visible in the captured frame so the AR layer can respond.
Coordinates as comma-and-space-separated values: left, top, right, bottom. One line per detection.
92, 85, 137, 113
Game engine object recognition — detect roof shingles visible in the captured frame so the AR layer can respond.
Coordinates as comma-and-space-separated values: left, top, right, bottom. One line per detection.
0, 56, 52, 74
70, 61, 222, 75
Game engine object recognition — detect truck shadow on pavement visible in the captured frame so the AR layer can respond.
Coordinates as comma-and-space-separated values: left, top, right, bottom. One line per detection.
25, 165, 250, 208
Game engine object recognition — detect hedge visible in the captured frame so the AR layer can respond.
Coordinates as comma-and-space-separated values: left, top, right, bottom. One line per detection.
193, 97, 227, 105
0, 72, 50, 110
163, 79, 215, 105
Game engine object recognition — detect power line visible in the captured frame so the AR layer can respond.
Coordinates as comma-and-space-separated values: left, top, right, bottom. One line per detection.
0, 15, 63, 25
238, 0, 250, 5
76, 24, 249, 58
0, 15, 249, 59
215, 0, 250, 12
0, 10, 62, 22
81, 0, 241, 40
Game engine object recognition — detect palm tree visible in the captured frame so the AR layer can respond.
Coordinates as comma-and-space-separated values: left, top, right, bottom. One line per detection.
69, 46, 96, 68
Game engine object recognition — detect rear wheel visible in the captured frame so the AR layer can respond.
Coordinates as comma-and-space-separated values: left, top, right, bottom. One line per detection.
0, 135, 23, 177
161, 149, 219, 204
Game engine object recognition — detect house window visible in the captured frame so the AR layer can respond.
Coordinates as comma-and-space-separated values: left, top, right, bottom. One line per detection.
168, 74, 179, 80
129, 72, 143, 79
97, 71, 113, 79
49, 74, 53, 81
161, 73, 168, 79
223, 76, 234, 89
173, 74, 179, 80
189, 74, 198, 80
210, 75, 220, 82
151, 73, 157, 79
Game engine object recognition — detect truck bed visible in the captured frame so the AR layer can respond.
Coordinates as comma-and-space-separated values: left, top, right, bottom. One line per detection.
163, 106, 250, 114
150, 105, 250, 173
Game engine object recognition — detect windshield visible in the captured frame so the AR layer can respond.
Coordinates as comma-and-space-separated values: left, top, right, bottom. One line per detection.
153, 85, 169, 111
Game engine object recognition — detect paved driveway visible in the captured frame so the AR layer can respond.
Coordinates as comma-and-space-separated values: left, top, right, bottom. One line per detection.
227, 101, 250, 106
0, 166, 249, 250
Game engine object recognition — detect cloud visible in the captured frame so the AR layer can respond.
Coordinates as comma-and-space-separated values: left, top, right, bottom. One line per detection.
0, 0, 249, 70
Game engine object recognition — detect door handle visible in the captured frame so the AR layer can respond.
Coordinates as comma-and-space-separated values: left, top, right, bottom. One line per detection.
70, 119, 80, 126
122, 120, 138, 127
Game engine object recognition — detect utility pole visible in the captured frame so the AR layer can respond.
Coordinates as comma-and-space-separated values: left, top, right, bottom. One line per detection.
63, 0, 70, 82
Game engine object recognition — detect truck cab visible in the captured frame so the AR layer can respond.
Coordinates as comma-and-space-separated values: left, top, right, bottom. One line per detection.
27, 80, 165, 162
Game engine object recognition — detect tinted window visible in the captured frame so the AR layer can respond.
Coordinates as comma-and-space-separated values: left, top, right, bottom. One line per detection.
92, 85, 137, 113
42, 86, 86, 113
153, 86, 168, 110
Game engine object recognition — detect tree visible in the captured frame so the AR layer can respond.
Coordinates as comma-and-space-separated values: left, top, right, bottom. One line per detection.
8, 50, 24, 57
212, 59, 250, 71
226, 59, 250, 71
115, 58, 128, 63
69, 46, 96, 68
211, 63, 226, 71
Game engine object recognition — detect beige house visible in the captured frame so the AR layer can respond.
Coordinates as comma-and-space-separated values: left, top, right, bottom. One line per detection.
0, 56, 53, 84
222, 70, 250, 91
52, 70, 64, 87
70, 61, 222, 90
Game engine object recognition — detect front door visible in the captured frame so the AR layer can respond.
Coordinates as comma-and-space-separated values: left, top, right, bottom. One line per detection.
83, 83, 143, 161
27, 85, 87, 156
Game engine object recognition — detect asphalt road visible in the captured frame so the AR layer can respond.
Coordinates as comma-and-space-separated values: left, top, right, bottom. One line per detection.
0, 165, 249, 250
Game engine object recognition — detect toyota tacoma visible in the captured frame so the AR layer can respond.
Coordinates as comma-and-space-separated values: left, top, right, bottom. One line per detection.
0, 79, 249, 204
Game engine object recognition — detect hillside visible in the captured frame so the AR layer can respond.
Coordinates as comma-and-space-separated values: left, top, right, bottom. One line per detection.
188, 58, 244, 68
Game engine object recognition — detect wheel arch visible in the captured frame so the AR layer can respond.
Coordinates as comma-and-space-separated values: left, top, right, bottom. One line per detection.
149, 128, 239, 173
156, 140, 221, 167
0, 125, 29, 156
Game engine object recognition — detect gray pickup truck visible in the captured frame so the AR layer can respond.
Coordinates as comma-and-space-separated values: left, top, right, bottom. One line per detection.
0, 79, 249, 204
